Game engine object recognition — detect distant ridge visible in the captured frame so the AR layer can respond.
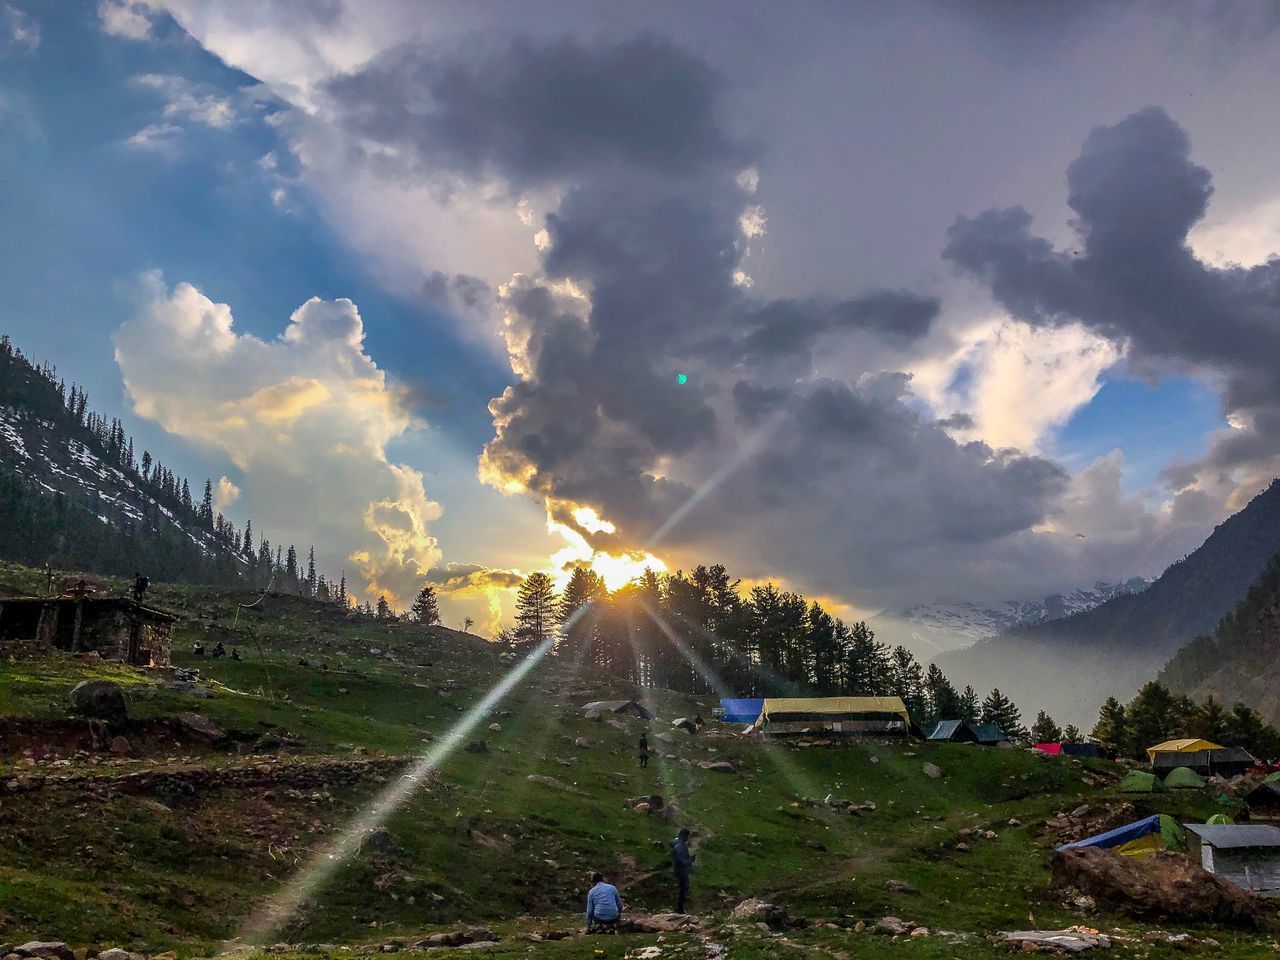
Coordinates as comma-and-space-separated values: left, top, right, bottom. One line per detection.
937, 480, 1280, 727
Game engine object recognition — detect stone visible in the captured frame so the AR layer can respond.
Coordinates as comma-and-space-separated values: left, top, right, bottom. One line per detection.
656, 732, 675, 743
464, 740, 487, 754
574, 737, 590, 748
607, 718, 631, 733
177, 712, 227, 744
109, 736, 131, 755
15, 944, 74, 960
98, 954, 142, 960
69, 680, 128, 724
910, 927, 930, 938
526, 774, 582, 794
488, 722, 502, 732
82, 651, 101, 666
703, 761, 735, 774
885, 879, 919, 895
875, 917, 909, 936
922, 762, 942, 779
1051, 847, 1266, 928
1000, 930, 1111, 952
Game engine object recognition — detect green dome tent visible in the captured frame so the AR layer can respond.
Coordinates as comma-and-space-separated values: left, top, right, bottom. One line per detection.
1206, 813, 1233, 825
1163, 766, 1206, 789
1118, 770, 1165, 793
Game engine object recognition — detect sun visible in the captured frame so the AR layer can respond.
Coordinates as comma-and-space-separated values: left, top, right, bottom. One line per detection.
589, 550, 668, 591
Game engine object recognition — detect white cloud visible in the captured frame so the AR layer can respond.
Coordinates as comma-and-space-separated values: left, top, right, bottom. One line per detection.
1189, 191, 1280, 268
124, 122, 183, 153
1, 3, 39, 55
214, 474, 241, 511
98, 0, 158, 40
136, 73, 240, 129
912, 317, 1120, 453
114, 275, 443, 605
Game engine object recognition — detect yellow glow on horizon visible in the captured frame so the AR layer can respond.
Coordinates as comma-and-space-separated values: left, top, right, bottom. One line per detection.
589, 550, 668, 591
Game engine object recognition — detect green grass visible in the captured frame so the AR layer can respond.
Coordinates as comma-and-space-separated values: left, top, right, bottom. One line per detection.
1, 563, 1275, 957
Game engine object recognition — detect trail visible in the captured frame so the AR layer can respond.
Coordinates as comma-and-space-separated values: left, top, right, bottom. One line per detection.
616, 764, 714, 892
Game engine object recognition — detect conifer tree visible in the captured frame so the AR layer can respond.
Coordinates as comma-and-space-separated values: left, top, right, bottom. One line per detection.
514, 572, 557, 647
980, 688, 1025, 742
306, 546, 317, 597
242, 520, 253, 558
1091, 696, 1129, 755
889, 645, 927, 722
1030, 710, 1062, 745
1062, 724, 1083, 744
376, 595, 391, 620
959, 685, 981, 723
285, 545, 299, 588
411, 584, 441, 625
923, 663, 961, 724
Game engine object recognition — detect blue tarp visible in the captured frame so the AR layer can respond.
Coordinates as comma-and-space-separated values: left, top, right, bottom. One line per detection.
1057, 815, 1160, 853
720, 698, 765, 724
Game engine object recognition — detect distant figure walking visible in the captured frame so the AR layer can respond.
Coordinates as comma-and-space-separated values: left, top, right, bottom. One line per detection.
671, 827, 695, 913
132, 572, 149, 602
231, 647, 241, 661
585, 871, 623, 932
638, 735, 649, 769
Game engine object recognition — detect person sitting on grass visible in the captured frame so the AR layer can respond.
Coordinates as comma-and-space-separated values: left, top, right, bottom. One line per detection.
585, 871, 624, 933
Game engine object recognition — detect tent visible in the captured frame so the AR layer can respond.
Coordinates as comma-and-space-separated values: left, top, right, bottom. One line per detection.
1062, 742, 1107, 759
928, 720, 1007, 746
672, 717, 698, 733
1035, 743, 1064, 755
1265, 771, 1280, 785
1152, 747, 1255, 778
1245, 782, 1280, 811
1146, 738, 1223, 763
756, 696, 912, 737
1163, 766, 1206, 789
581, 699, 656, 721
1118, 770, 1165, 793
1207, 813, 1234, 825
1057, 814, 1185, 857
971, 724, 1006, 745
719, 698, 765, 724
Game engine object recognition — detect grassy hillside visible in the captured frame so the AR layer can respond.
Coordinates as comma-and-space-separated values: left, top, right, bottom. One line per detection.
0, 564, 1274, 959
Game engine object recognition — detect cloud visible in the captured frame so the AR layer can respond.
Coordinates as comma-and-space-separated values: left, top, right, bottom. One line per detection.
945, 106, 1280, 499
114, 274, 443, 605
98, 0, 158, 40
0, 3, 38, 55
214, 475, 240, 511
124, 74, 261, 154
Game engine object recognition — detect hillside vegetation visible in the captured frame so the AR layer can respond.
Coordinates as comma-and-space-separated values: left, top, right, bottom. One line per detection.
939, 481, 1280, 727
1159, 555, 1280, 727
1, 564, 1273, 959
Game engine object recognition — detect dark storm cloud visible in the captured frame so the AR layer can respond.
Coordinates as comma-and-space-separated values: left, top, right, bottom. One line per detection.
322, 28, 1085, 606
326, 34, 741, 188
945, 106, 1280, 485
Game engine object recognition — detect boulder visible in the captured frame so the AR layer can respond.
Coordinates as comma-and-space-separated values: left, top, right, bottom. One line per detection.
574, 736, 591, 748
625, 794, 664, 811
488, 722, 502, 732
109, 736, 132, 755
885, 879, 919, 895
703, 761, 735, 774
922, 762, 942, 779
607, 718, 631, 733
656, 732, 675, 743
875, 917, 910, 936
69, 679, 128, 724
15, 945, 74, 960
630, 913, 701, 933
464, 740, 487, 754
526, 774, 583, 794
1000, 930, 1110, 952
1051, 847, 1267, 928
177, 712, 227, 744
98, 950, 143, 960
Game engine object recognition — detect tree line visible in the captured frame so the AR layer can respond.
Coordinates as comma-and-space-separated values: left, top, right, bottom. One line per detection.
1092, 681, 1280, 761
498, 564, 1037, 736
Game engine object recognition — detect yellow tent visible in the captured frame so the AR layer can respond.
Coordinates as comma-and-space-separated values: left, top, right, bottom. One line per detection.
1146, 738, 1224, 763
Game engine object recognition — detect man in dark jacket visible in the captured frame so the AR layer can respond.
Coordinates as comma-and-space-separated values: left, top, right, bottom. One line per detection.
671, 827, 695, 913
638, 734, 649, 768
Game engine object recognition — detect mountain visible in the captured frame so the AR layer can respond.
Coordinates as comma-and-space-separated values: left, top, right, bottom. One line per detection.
869, 579, 1151, 658
937, 480, 1280, 728
1159, 554, 1280, 727
0, 334, 248, 585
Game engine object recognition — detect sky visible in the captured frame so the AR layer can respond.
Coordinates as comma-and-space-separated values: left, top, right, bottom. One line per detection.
2, 0, 1279, 633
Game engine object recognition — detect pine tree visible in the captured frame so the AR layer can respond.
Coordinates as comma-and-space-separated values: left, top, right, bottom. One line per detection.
306, 547, 317, 597
375, 595, 391, 620
980, 688, 1025, 742
514, 572, 557, 647
923, 663, 960, 725
141, 450, 152, 481
317, 575, 330, 602
411, 584, 441, 625
958, 685, 981, 723
285, 545, 299, 589
1190, 695, 1228, 742
842, 621, 891, 696
1091, 696, 1129, 756
338, 575, 347, 607
889, 646, 927, 723
1062, 724, 1083, 744
242, 520, 253, 558
1030, 710, 1063, 745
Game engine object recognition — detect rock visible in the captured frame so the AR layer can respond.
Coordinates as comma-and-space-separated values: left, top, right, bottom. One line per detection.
656, 732, 675, 743
703, 761, 735, 773
462, 928, 497, 943
361, 828, 393, 853
910, 927, 930, 938
922, 762, 942, 779
885, 879, 919, 895
1000, 930, 1111, 952
456, 942, 497, 951
631, 913, 701, 933
15, 944, 74, 960
633, 802, 652, 814
729, 898, 794, 929
625, 794, 664, 811
82, 651, 101, 666
97, 952, 141, 960
954, 842, 970, 852
1008, 818, 1022, 826
69, 680, 128, 724
526, 774, 582, 794
574, 736, 591, 748
109, 736, 132, 755
464, 740, 487, 754
875, 917, 910, 936
488, 722, 502, 732
1051, 847, 1266, 928
177, 712, 227, 744
607, 718, 631, 733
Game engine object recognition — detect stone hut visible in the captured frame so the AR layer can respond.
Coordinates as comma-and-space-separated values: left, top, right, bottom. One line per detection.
0, 594, 175, 666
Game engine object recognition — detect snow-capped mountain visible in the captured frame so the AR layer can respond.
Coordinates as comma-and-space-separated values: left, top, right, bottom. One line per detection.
868, 578, 1152, 659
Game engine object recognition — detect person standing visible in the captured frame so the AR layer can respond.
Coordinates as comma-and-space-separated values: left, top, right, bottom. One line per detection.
671, 827, 695, 913
638, 734, 649, 768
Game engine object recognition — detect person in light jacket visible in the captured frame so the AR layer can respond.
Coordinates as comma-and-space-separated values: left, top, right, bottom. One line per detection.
585, 872, 623, 932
